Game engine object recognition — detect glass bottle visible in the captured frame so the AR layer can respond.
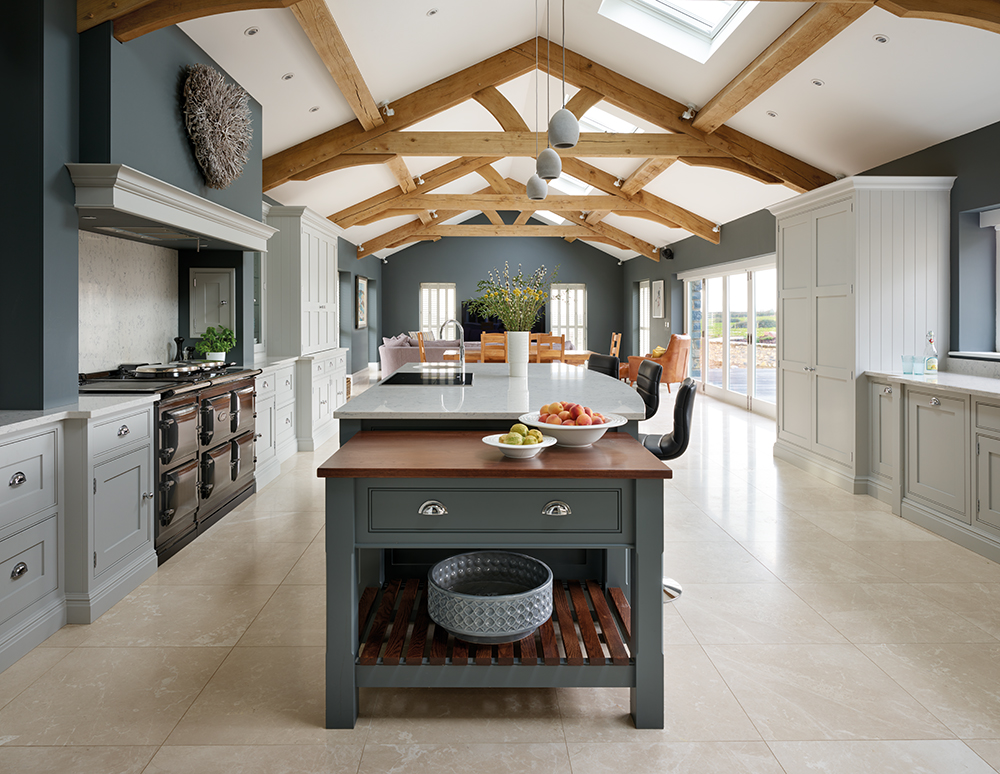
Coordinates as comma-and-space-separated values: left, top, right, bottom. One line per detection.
924, 331, 939, 372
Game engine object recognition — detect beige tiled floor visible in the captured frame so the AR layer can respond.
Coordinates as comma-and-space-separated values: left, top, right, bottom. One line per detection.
3, 391, 1000, 772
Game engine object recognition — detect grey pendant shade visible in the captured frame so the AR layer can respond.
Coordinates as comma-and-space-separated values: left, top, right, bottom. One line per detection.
548, 108, 579, 149
526, 174, 548, 200
536, 147, 561, 180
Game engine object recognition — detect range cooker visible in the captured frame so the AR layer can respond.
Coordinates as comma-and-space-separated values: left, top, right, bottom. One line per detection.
80, 362, 262, 561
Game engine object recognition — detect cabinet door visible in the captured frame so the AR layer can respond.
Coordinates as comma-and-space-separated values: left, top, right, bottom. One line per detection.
906, 391, 969, 521
93, 446, 152, 577
976, 435, 1000, 534
301, 230, 338, 355
776, 212, 813, 449
257, 395, 276, 465
870, 382, 895, 480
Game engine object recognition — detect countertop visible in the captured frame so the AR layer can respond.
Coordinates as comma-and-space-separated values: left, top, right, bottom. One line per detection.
0, 394, 157, 438
865, 370, 1000, 400
253, 355, 300, 370
334, 362, 646, 420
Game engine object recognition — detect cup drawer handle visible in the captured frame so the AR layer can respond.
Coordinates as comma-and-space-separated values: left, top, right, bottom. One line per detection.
418, 500, 448, 516
883, 386, 892, 395
11, 562, 27, 580
930, 397, 941, 406
117, 424, 130, 437
542, 500, 572, 516
9, 471, 26, 487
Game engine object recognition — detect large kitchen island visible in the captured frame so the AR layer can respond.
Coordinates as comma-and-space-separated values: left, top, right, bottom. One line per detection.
320, 362, 667, 729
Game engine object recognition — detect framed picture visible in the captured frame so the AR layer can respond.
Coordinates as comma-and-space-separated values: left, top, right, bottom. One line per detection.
356, 275, 368, 329
652, 279, 664, 319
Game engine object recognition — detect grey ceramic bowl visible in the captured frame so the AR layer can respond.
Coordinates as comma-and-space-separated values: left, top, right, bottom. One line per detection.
427, 551, 553, 645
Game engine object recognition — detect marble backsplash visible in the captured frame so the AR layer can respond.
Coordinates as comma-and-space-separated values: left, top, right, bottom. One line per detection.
946, 357, 1000, 379
79, 231, 179, 372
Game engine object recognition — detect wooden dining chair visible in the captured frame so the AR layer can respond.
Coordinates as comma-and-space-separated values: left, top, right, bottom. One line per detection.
609, 332, 621, 358
480, 332, 508, 362
535, 333, 565, 363
416, 332, 427, 363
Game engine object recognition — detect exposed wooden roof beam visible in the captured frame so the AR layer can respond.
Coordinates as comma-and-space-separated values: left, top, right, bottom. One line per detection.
104, 0, 303, 42
290, 0, 383, 131
289, 154, 395, 181
564, 87, 605, 119
692, 3, 871, 134
876, 0, 1000, 34
513, 38, 835, 192
424, 224, 594, 237
483, 211, 505, 227
585, 210, 610, 225
383, 194, 647, 211
265, 46, 533, 190
384, 155, 436, 224
387, 236, 441, 249
556, 212, 661, 260
620, 159, 676, 196
476, 165, 513, 193
514, 211, 533, 226
677, 157, 783, 185
348, 131, 723, 158
473, 87, 530, 131
330, 156, 502, 229
562, 158, 718, 243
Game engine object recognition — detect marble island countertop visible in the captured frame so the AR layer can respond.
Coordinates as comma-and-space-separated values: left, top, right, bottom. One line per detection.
0, 394, 157, 437
335, 362, 646, 420
865, 370, 1000, 400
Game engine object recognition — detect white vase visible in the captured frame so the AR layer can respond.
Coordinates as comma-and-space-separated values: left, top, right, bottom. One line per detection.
508, 331, 530, 378
206, 352, 227, 361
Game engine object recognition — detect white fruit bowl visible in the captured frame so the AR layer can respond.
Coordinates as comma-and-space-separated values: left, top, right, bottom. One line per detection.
482, 433, 557, 459
518, 412, 627, 447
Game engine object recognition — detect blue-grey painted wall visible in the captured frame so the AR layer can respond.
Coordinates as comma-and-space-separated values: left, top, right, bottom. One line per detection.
380, 214, 623, 353
862, 120, 1000, 352
1, 0, 79, 409
337, 238, 383, 374
177, 251, 254, 367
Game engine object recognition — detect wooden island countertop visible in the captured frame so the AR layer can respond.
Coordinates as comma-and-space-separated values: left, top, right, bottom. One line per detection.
318, 430, 672, 479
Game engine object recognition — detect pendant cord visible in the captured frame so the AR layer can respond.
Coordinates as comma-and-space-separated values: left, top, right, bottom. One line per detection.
562, 0, 566, 107
546, 0, 551, 147
534, 0, 538, 160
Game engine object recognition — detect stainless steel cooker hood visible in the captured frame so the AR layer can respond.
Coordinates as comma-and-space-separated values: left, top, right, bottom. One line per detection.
66, 163, 276, 252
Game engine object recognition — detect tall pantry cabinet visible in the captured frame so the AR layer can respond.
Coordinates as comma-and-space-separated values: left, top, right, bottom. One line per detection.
265, 206, 348, 451
768, 176, 954, 495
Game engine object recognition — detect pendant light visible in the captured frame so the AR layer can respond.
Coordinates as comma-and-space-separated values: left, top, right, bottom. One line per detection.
528, 0, 548, 201
535, 0, 562, 181
547, 0, 579, 149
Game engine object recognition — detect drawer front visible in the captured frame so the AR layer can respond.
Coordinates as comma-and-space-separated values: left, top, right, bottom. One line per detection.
0, 430, 57, 531
906, 390, 968, 519
275, 366, 295, 405
976, 401, 1000, 434
256, 372, 276, 399
0, 515, 59, 625
368, 488, 622, 534
93, 409, 151, 459
331, 352, 347, 372
276, 403, 296, 446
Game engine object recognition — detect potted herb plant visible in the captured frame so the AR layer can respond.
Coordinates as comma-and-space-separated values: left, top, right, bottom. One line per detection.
195, 325, 237, 361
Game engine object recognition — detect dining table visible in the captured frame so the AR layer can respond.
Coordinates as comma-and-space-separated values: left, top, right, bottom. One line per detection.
443, 348, 599, 366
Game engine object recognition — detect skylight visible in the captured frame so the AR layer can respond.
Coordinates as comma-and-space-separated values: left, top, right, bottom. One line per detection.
598, 0, 757, 64
579, 106, 643, 135
548, 173, 591, 196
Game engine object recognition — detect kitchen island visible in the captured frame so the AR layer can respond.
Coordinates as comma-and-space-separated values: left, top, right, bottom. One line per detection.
318, 430, 670, 729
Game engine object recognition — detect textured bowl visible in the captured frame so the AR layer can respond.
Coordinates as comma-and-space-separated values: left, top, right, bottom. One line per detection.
481, 433, 557, 459
427, 551, 553, 644
518, 412, 627, 447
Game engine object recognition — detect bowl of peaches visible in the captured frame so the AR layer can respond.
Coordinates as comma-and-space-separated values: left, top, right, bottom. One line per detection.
519, 402, 626, 447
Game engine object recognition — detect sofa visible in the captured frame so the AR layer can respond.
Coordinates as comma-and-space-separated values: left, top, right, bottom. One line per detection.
378, 333, 482, 378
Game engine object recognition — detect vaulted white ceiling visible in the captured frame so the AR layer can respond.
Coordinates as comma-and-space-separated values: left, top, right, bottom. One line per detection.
178, 1, 1000, 262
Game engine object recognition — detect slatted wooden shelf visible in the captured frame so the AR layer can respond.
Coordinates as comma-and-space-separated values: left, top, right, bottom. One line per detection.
357, 579, 633, 667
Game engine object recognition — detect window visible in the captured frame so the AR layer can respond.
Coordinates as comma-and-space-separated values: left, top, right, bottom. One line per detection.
419, 283, 457, 339
981, 209, 1000, 351
551, 283, 587, 351
639, 280, 651, 355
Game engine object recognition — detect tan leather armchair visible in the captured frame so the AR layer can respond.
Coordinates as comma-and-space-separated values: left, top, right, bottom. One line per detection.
623, 334, 692, 392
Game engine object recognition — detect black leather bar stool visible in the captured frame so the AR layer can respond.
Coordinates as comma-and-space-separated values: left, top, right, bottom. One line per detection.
586, 353, 620, 378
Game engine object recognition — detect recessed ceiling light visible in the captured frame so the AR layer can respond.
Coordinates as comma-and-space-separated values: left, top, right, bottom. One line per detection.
244, 26, 259, 37
281, 72, 294, 81
309, 106, 320, 113
873, 34, 889, 44
766, 110, 778, 118
427, 8, 439, 16
811, 78, 825, 87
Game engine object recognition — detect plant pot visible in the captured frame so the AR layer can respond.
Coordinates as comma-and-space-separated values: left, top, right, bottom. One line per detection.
206, 352, 227, 361
508, 331, 529, 378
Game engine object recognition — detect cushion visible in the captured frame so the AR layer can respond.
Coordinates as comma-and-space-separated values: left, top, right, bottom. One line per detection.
434, 338, 461, 347
382, 334, 411, 347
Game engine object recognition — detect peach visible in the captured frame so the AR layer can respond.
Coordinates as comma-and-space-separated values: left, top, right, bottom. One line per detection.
591, 417, 603, 425
575, 413, 592, 425
539, 413, 549, 423
562, 419, 576, 426
584, 406, 593, 417
545, 414, 563, 425
558, 410, 572, 421
570, 405, 586, 419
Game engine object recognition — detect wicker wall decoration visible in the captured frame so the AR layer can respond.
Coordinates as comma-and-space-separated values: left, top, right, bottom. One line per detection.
182, 64, 252, 190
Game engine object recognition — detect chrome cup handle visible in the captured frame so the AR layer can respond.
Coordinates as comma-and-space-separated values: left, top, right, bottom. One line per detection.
117, 425, 130, 437
418, 500, 448, 516
9, 472, 26, 487
542, 500, 572, 516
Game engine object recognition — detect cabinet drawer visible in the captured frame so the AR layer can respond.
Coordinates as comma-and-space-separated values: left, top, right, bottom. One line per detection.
976, 402, 1000, 434
275, 366, 295, 405
276, 403, 296, 446
92, 409, 151, 458
367, 488, 622, 534
0, 430, 57, 531
331, 352, 346, 372
256, 372, 277, 399
0, 515, 59, 626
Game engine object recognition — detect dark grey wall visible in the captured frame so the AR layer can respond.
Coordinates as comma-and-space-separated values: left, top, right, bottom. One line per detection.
337, 238, 383, 373
380, 214, 623, 353
80, 23, 263, 221
863, 120, 1000, 352
177, 251, 254, 367
1, 0, 79, 409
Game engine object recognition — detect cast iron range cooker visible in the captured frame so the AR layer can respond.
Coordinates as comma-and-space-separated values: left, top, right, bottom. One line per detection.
79, 362, 263, 562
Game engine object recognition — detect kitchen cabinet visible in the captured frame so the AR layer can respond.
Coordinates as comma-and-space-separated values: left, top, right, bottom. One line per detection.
255, 362, 297, 489
297, 350, 347, 451
869, 380, 896, 491
0, 423, 64, 673
905, 388, 969, 522
65, 404, 157, 624
769, 176, 954, 497
976, 434, 1000, 535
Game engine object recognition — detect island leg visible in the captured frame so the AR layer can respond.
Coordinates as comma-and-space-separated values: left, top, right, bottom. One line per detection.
326, 478, 359, 728
630, 478, 664, 729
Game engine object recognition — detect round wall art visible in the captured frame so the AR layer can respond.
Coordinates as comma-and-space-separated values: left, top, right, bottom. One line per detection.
182, 64, 252, 190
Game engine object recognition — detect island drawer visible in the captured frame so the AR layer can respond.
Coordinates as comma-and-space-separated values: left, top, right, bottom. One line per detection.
0, 429, 57, 531
0, 514, 59, 626
366, 487, 622, 534
92, 408, 152, 459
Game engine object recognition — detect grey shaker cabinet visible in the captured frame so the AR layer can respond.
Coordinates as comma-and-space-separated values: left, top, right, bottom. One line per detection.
905, 389, 969, 522
93, 446, 152, 576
